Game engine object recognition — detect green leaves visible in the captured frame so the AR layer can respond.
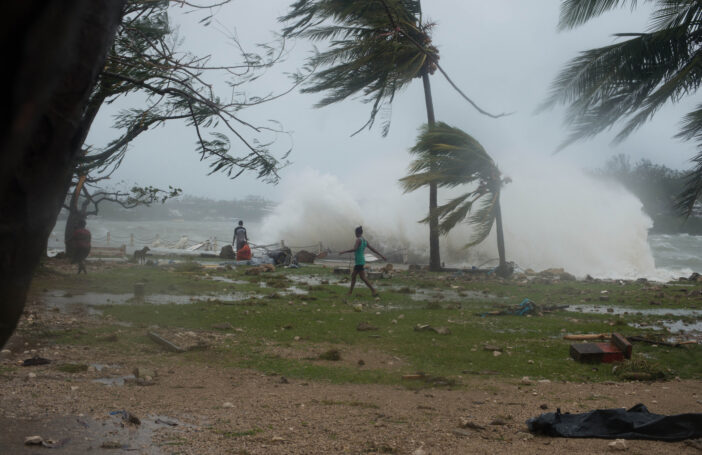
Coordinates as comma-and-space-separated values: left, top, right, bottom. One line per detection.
400, 122, 503, 246
548, 0, 702, 215
81, 1, 302, 185
280, 0, 437, 136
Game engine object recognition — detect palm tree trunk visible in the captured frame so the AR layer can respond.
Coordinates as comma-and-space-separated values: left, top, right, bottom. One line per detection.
422, 71, 441, 271
494, 197, 510, 277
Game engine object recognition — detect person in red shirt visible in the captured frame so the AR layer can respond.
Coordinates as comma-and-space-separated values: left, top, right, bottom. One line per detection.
69, 218, 91, 274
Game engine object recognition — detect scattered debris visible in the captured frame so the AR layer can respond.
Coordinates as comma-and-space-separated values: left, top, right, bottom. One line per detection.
563, 333, 609, 341
490, 416, 511, 426
401, 372, 456, 387
147, 331, 185, 353
627, 336, 697, 348
569, 332, 631, 364
294, 250, 317, 264
211, 322, 233, 330
356, 321, 378, 331
608, 439, 628, 451
101, 440, 122, 449
24, 435, 43, 445
414, 324, 451, 335
528, 404, 702, 440
22, 356, 51, 367
458, 418, 485, 430
318, 349, 341, 361
109, 410, 140, 426
132, 367, 156, 380
245, 264, 276, 275
155, 417, 178, 427
613, 357, 666, 381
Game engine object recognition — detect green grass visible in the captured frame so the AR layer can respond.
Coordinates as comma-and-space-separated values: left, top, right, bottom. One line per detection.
56, 363, 88, 373
30, 264, 702, 387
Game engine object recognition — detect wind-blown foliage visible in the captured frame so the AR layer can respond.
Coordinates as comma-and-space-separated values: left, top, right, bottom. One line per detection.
400, 122, 504, 248
280, 0, 437, 136
78, 0, 305, 184
543, 0, 702, 215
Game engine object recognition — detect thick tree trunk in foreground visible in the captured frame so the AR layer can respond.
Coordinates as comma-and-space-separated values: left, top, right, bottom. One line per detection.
0, 1, 124, 348
422, 72, 441, 272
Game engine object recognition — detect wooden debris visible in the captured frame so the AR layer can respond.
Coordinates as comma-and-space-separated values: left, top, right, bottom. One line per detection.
147, 331, 185, 353
563, 333, 609, 341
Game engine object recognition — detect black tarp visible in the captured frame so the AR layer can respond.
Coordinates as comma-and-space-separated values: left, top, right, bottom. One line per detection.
527, 404, 702, 441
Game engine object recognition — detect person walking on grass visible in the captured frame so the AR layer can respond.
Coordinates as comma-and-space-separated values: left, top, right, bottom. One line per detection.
340, 226, 386, 296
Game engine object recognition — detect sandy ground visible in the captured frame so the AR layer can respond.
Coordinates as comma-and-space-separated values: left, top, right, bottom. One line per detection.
1, 287, 702, 454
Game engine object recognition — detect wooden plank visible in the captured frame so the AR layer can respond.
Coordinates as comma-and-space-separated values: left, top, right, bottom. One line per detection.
596, 342, 625, 363
611, 332, 632, 359
570, 343, 603, 363
148, 331, 185, 353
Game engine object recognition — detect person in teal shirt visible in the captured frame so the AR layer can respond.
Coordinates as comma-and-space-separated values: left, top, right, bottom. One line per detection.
340, 226, 387, 296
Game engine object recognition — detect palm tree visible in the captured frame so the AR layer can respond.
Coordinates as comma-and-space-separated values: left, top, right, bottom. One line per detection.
543, 0, 702, 215
280, 0, 506, 271
400, 122, 511, 276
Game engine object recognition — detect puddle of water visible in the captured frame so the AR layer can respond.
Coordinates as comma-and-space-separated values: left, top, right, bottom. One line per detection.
0, 414, 166, 454
209, 276, 247, 284
283, 286, 308, 295
287, 274, 342, 286
88, 363, 118, 372
630, 320, 702, 334
93, 374, 135, 386
406, 289, 504, 302
566, 304, 702, 317
43, 291, 256, 312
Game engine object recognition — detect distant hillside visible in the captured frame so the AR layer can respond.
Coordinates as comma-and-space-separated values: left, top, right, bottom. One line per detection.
595, 154, 702, 235
59, 195, 276, 222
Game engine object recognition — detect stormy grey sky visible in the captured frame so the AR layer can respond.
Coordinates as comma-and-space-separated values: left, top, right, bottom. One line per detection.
88, 0, 698, 201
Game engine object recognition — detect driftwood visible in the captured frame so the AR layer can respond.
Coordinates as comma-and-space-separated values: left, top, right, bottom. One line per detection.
563, 333, 610, 341
627, 336, 697, 348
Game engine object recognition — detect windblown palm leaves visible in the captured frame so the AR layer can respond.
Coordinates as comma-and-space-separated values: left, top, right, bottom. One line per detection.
400, 122, 504, 248
280, 0, 437, 135
543, 0, 702, 214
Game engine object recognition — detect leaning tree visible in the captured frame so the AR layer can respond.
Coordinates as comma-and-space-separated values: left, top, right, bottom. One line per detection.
63, 0, 307, 246
0, 1, 126, 348
400, 122, 511, 276
280, 0, 507, 271
543, 0, 702, 215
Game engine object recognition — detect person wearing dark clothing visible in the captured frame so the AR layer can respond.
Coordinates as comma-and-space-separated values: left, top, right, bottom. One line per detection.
233, 220, 248, 251
69, 218, 91, 274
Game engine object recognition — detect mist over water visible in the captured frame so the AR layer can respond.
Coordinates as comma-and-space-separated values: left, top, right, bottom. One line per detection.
261, 161, 664, 279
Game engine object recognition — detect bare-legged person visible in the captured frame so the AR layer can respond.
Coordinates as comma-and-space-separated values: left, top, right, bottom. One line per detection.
340, 226, 386, 296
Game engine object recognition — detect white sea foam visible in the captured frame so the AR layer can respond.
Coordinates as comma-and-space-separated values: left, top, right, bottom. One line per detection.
260, 161, 676, 280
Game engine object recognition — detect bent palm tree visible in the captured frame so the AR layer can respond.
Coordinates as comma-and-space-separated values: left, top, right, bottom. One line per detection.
281, 0, 506, 271
543, 0, 702, 215
400, 122, 511, 276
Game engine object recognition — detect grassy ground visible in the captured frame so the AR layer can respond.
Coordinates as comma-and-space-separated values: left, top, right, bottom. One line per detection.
30, 261, 702, 387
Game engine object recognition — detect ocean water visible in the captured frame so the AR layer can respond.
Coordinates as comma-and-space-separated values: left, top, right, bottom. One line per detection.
49, 218, 702, 280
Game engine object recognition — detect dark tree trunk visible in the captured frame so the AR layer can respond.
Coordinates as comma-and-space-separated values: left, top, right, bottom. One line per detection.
0, 1, 125, 348
422, 72, 441, 272
494, 198, 511, 278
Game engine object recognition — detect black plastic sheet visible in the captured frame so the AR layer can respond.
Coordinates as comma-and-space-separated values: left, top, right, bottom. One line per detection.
527, 404, 702, 441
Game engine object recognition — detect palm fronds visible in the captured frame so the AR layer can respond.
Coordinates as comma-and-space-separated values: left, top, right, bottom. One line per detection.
547, 0, 702, 215
280, 0, 436, 135
400, 122, 503, 246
